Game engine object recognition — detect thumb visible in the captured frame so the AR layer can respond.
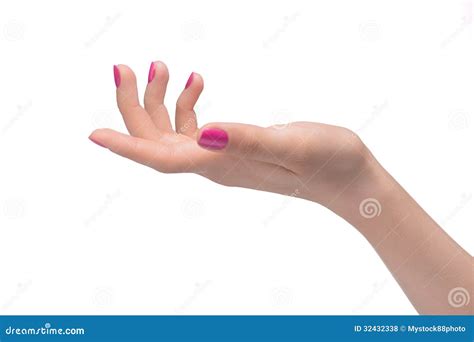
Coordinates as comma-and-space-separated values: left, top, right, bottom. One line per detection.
196, 122, 290, 164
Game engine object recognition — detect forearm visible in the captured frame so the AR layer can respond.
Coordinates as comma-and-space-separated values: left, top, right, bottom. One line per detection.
92, 66, 471, 314
329, 155, 473, 314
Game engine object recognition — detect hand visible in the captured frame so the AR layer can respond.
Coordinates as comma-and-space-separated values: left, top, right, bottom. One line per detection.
89, 62, 376, 211
90, 61, 473, 315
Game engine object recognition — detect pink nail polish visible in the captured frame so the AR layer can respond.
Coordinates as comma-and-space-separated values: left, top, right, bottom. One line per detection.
185, 72, 194, 89
148, 62, 156, 83
89, 136, 106, 148
198, 128, 228, 150
113, 65, 121, 87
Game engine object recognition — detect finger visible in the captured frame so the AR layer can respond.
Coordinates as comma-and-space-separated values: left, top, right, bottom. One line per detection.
114, 64, 160, 140
144, 61, 173, 132
89, 129, 202, 173
175, 72, 203, 137
196, 123, 294, 165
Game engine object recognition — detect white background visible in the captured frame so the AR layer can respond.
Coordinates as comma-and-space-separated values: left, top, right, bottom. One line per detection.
0, 0, 472, 315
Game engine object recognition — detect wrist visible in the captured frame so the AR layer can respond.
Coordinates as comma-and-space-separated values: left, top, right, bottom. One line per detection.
321, 147, 402, 233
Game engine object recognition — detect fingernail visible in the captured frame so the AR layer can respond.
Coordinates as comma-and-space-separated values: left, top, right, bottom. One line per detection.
198, 128, 228, 150
148, 62, 156, 83
113, 65, 121, 87
89, 135, 106, 148
185, 72, 194, 89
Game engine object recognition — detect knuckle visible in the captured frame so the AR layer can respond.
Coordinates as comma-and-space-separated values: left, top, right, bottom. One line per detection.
342, 128, 363, 149
340, 128, 370, 166
175, 101, 189, 113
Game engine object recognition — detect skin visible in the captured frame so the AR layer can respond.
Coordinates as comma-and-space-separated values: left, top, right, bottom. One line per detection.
90, 61, 473, 315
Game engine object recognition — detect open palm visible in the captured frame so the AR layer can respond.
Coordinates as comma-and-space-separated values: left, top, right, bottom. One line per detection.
90, 62, 372, 206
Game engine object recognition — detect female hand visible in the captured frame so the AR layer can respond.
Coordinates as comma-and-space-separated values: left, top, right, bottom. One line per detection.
89, 62, 375, 213
89, 62, 472, 315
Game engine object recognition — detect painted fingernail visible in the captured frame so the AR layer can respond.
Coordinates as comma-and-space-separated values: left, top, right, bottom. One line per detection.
198, 128, 228, 150
185, 72, 194, 89
113, 65, 121, 87
148, 62, 156, 83
89, 135, 106, 148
